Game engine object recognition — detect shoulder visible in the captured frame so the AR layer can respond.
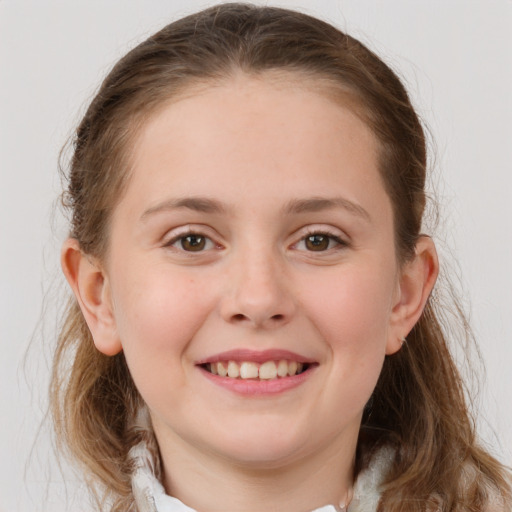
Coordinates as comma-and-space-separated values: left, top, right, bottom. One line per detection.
353, 445, 512, 512
349, 446, 394, 512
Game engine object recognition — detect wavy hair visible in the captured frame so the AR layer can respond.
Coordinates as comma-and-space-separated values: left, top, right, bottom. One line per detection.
51, 3, 511, 510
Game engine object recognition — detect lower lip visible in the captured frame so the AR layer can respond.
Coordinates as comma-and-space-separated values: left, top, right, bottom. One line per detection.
198, 366, 315, 396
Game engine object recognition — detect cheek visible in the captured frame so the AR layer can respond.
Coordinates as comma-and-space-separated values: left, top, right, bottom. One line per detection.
110, 262, 211, 378
302, 264, 395, 388
109, 264, 221, 418
307, 264, 394, 336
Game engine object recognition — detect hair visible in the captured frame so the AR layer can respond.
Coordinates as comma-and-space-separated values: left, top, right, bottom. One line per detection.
51, 3, 511, 511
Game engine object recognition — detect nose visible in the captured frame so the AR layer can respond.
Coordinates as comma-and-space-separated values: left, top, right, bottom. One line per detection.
220, 250, 296, 329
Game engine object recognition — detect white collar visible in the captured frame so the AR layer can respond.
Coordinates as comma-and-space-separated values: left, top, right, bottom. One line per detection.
130, 437, 393, 512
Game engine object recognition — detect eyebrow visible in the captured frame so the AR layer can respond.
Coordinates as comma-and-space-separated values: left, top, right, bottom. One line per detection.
141, 197, 226, 220
140, 195, 371, 222
283, 197, 371, 221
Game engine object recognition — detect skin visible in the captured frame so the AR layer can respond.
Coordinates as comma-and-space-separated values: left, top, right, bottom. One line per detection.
62, 73, 438, 512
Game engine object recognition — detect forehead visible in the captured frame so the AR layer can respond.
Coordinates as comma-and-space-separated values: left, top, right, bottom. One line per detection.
119, 72, 389, 223
132, 70, 374, 161
135, 73, 376, 166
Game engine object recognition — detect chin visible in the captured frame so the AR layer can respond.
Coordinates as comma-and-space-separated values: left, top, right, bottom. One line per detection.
206, 421, 315, 467
220, 442, 304, 468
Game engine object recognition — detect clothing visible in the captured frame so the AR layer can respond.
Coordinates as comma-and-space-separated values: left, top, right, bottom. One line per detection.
130, 435, 393, 512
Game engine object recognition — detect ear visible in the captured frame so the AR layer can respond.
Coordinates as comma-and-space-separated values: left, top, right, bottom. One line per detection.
386, 236, 439, 355
61, 238, 122, 356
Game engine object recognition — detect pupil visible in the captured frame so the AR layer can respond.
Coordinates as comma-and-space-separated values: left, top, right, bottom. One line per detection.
306, 234, 329, 251
182, 235, 206, 251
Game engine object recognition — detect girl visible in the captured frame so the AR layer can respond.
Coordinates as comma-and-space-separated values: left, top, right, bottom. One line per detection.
52, 3, 511, 511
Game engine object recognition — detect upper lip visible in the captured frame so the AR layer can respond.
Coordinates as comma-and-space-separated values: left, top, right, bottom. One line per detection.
195, 349, 316, 365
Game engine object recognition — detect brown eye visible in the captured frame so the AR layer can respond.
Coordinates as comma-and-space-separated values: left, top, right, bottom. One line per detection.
180, 235, 207, 251
166, 230, 217, 253
305, 234, 331, 251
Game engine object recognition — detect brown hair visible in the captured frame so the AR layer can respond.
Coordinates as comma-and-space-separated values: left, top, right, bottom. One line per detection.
52, 3, 511, 511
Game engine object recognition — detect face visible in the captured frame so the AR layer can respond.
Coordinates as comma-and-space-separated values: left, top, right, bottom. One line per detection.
102, 74, 403, 468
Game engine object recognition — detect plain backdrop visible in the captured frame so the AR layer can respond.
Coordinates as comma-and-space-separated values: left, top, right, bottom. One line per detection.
1, 1, 511, 510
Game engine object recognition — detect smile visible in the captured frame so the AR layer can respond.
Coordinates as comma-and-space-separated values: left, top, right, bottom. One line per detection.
203, 360, 310, 380
196, 349, 317, 395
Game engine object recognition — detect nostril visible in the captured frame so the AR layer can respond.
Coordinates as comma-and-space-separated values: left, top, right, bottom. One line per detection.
230, 313, 285, 323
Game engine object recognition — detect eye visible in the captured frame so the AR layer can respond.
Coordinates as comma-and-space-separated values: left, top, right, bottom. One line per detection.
166, 232, 216, 252
295, 232, 346, 252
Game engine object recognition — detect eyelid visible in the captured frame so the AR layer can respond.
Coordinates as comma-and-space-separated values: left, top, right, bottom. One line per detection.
162, 224, 222, 250
291, 225, 349, 251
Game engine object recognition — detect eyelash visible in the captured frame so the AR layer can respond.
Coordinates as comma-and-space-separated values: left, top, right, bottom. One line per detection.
164, 228, 348, 254
293, 230, 348, 253
164, 230, 218, 252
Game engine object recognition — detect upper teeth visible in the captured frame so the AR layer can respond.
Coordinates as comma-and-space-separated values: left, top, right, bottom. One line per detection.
209, 360, 304, 379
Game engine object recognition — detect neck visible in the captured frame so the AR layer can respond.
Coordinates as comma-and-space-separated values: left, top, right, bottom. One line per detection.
154, 426, 357, 512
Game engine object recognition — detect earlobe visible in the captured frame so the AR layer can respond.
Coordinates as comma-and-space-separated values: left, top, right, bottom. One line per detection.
61, 238, 123, 356
386, 236, 439, 355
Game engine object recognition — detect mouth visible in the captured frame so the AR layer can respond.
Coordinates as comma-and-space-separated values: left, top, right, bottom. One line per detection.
200, 359, 312, 380
196, 350, 318, 395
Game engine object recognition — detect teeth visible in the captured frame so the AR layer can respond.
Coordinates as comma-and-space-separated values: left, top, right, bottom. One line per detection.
259, 361, 277, 380
240, 361, 259, 379
277, 360, 288, 377
207, 360, 308, 379
227, 361, 240, 378
217, 362, 228, 377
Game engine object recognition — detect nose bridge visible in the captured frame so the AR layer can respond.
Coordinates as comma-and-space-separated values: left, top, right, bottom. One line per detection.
222, 240, 294, 327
